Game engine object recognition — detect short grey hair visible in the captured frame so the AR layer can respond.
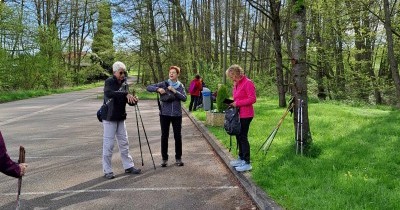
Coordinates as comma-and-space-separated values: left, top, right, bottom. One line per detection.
112, 61, 126, 72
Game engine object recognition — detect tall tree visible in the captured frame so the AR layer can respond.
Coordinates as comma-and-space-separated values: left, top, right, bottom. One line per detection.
291, 0, 312, 152
91, 1, 115, 73
247, 0, 286, 107
383, 0, 400, 107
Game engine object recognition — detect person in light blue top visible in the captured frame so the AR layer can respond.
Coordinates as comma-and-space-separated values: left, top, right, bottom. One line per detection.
146, 66, 187, 167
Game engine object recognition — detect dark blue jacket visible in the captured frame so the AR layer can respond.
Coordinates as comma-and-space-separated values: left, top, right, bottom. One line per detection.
147, 81, 187, 117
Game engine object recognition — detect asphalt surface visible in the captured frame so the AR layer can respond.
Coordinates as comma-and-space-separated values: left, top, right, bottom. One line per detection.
0, 85, 266, 210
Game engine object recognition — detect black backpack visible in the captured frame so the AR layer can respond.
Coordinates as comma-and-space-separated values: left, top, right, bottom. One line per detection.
224, 107, 241, 151
224, 107, 241, 135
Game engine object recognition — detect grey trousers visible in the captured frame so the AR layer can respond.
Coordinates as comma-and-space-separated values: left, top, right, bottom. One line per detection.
102, 120, 134, 174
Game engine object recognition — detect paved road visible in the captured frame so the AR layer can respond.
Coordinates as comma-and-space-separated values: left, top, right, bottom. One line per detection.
0, 86, 257, 209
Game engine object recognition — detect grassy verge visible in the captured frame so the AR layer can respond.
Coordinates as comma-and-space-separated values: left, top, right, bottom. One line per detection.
185, 97, 400, 210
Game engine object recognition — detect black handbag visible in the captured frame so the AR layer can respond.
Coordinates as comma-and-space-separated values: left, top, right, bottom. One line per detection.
159, 90, 176, 102
159, 81, 176, 102
97, 99, 112, 122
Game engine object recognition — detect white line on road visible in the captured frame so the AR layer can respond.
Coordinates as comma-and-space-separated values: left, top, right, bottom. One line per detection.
25, 152, 213, 159
1, 186, 239, 196
0, 95, 94, 126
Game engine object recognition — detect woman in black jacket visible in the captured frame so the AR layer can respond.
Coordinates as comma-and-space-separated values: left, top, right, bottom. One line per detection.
101, 61, 140, 179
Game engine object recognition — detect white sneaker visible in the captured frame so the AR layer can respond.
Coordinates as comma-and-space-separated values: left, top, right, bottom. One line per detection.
230, 158, 245, 167
235, 163, 252, 172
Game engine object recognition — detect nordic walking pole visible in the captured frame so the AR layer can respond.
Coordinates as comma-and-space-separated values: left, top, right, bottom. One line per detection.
257, 102, 294, 154
16, 146, 25, 210
134, 104, 144, 166
136, 104, 156, 170
300, 99, 304, 156
296, 99, 300, 154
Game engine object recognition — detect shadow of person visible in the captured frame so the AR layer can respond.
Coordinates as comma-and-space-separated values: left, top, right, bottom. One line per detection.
1, 169, 158, 210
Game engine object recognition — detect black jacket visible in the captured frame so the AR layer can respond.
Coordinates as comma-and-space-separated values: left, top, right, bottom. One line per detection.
102, 76, 131, 121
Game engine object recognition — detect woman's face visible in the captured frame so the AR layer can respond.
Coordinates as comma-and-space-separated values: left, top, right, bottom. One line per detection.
169, 69, 179, 81
227, 71, 240, 82
114, 69, 126, 82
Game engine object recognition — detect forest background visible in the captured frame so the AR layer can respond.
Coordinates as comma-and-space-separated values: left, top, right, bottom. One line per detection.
1, 0, 399, 108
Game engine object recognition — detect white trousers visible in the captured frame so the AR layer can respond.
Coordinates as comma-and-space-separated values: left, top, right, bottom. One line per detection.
102, 120, 134, 174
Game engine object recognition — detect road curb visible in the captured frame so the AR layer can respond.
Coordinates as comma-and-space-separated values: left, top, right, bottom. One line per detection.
183, 108, 282, 210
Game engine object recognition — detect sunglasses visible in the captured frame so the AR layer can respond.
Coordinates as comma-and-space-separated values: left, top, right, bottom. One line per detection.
119, 71, 126, 75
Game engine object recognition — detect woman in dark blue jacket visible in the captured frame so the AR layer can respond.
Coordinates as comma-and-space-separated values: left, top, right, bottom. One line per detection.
146, 66, 187, 167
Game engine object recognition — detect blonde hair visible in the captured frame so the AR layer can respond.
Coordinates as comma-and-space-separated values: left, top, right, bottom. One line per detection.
226, 64, 244, 77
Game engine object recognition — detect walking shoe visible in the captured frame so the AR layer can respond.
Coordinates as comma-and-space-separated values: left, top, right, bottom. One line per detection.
125, 167, 141, 174
230, 158, 245, 167
175, 159, 184, 166
161, 160, 168, 167
104, 172, 115, 179
235, 163, 252, 172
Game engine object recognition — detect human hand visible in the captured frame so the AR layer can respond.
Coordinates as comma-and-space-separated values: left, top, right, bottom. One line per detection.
167, 86, 177, 94
127, 94, 137, 104
157, 88, 166, 94
19, 163, 28, 176
229, 102, 236, 107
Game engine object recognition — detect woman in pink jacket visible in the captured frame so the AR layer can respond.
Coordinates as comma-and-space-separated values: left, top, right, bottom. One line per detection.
226, 64, 256, 172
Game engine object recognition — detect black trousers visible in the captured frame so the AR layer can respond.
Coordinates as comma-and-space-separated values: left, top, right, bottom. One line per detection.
160, 115, 182, 160
189, 95, 200, 111
236, 117, 253, 163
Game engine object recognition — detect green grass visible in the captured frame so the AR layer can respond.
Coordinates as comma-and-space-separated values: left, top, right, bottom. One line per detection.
185, 97, 400, 210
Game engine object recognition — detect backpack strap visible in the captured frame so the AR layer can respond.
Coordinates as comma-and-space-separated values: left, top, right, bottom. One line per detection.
164, 80, 169, 89
156, 81, 170, 115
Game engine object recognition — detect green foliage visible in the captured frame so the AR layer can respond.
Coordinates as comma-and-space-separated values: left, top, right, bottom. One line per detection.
37, 24, 62, 59
216, 84, 229, 112
78, 63, 109, 84
293, 0, 306, 13
91, 1, 115, 72
185, 96, 400, 210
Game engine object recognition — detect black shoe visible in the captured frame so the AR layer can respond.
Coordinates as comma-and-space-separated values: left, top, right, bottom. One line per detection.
125, 167, 141, 174
104, 172, 115, 179
161, 160, 167, 167
175, 159, 184, 166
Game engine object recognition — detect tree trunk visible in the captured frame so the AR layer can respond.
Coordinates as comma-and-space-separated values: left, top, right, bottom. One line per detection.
383, 0, 400, 107
269, 0, 286, 107
213, 0, 220, 64
334, 0, 345, 96
291, 0, 312, 153
147, 0, 163, 81
312, 9, 327, 100
223, 0, 229, 84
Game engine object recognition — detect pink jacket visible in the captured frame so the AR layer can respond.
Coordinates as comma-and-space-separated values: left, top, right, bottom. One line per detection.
233, 76, 256, 118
